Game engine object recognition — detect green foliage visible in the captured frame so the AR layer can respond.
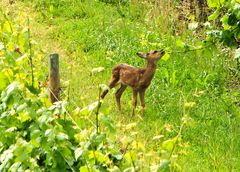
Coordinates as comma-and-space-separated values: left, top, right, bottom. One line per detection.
0, 9, 192, 171
207, 0, 240, 47
1, 0, 240, 171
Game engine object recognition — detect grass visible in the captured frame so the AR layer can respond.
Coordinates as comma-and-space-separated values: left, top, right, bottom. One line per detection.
2, 0, 240, 170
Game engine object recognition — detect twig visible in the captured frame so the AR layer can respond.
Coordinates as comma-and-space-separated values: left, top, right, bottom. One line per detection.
170, 42, 214, 54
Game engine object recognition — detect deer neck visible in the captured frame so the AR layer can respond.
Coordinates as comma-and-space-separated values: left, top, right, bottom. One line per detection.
142, 61, 157, 82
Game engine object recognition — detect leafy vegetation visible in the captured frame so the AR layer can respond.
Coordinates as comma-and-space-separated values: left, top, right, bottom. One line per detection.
0, 0, 240, 171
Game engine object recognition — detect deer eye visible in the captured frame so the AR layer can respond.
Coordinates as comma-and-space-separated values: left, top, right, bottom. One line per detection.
153, 50, 158, 54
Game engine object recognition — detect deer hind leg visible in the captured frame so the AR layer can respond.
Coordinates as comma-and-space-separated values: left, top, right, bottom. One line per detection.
115, 84, 127, 114
132, 89, 138, 116
139, 89, 146, 115
101, 69, 119, 99
101, 89, 109, 99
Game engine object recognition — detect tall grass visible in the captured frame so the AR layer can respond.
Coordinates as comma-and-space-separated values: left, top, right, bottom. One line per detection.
13, 0, 240, 170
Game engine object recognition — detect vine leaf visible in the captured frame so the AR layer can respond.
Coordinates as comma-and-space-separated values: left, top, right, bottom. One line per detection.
208, 8, 220, 21
234, 48, 240, 59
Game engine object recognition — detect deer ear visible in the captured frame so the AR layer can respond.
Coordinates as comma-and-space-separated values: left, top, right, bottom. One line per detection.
136, 52, 147, 58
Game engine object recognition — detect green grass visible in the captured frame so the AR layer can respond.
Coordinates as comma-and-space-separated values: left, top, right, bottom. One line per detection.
4, 0, 240, 170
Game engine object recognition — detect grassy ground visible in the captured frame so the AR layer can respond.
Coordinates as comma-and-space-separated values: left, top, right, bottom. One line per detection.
2, 0, 240, 171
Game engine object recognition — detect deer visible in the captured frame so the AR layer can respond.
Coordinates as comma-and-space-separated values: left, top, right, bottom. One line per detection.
101, 49, 165, 116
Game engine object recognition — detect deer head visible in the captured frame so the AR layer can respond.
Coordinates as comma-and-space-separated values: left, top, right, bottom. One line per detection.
136, 49, 165, 61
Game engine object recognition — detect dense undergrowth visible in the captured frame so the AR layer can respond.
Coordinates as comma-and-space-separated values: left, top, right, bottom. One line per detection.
0, 0, 240, 171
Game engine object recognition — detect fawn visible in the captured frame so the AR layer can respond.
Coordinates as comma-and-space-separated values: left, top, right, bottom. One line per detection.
101, 49, 165, 116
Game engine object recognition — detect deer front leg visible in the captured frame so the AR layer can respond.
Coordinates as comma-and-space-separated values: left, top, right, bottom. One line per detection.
139, 89, 146, 115
115, 84, 127, 114
132, 89, 138, 116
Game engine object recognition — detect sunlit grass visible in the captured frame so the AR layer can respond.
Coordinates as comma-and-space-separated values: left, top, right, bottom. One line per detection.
4, 0, 240, 170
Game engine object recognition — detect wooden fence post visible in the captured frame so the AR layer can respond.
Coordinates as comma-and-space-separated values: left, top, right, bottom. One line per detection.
49, 53, 60, 103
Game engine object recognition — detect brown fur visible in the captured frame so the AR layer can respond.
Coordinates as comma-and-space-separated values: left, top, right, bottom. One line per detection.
101, 50, 165, 116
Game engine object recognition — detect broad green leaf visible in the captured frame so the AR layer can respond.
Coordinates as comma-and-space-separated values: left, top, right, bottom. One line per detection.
101, 115, 116, 133
221, 15, 230, 29
30, 129, 41, 147
176, 39, 185, 48
45, 129, 53, 136
221, 30, 237, 47
38, 114, 54, 125
110, 166, 121, 172
6, 82, 20, 96
208, 8, 220, 21
233, 3, 240, 19
162, 139, 175, 152
91, 67, 105, 74
171, 70, 177, 85
56, 132, 69, 141
80, 166, 89, 172
75, 147, 84, 160
0, 73, 8, 91
6, 127, 17, 132
88, 132, 106, 149
159, 159, 170, 171
162, 67, 169, 82
88, 101, 98, 111
45, 128, 56, 142
188, 22, 198, 30
18, 111, 31, 122
161, 53, 170, 61
124, 122, 137, 130
3, 21, 13, 33
113, 154, 123, 161
123, 167, 134, 172
89, 150, 106, 163
99, 84, 109, 92
207, 0, 224, 8
80, 101, 98, 115
59, 146, 74, 165
153, 135, 164, 140
150, 164, 160, 172
9, 162, 21, 172
227, 14, 238, 26
234, 48, 240, 59
14, 139, 33, 162
49, 5, 55, 14
184, 102, 196, 108
16, 103, 27, 113
16, 53, 28, 63
0, 42, 4, 50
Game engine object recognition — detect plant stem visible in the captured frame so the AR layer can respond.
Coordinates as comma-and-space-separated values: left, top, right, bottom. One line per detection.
27, 18, 34, 87
95, 86, 102, 134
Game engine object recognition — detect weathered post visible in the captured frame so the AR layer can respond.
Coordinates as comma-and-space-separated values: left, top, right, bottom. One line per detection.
49, 53, 60, 103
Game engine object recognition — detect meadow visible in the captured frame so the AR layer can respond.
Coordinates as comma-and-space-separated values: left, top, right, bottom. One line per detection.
0, 0, 240, 171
